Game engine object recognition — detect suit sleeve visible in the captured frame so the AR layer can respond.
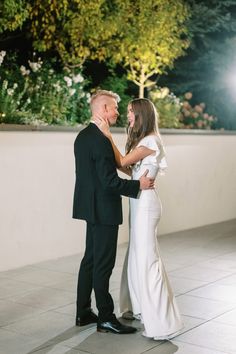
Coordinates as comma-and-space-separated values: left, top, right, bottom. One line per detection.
94, 137, 140, 198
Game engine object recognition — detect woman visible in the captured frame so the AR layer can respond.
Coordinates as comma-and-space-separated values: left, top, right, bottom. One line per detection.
95, 98, 184, 340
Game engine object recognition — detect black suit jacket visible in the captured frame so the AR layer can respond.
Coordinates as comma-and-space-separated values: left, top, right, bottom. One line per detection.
73, 123, 140, 225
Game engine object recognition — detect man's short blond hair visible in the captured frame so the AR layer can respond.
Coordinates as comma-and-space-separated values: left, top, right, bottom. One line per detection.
90, 90, 120, 107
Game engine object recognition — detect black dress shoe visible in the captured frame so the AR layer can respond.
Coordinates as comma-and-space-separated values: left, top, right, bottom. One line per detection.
97, 315, 137, 334
76, 310, 98, 326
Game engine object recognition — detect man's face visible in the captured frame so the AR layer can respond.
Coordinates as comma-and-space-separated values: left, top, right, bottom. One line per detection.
104, 98, 119, 126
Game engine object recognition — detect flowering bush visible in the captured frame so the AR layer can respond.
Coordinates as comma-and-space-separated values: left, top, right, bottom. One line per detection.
0, 51, 91, 125
180, 92, 217, 129
148, 86, 217, 130
149, 86, 182, 128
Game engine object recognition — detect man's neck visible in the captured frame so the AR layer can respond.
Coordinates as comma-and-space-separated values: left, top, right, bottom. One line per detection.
90, 117, 111, 128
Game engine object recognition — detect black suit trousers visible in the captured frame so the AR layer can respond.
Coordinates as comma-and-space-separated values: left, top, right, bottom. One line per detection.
76, 222, 118, 322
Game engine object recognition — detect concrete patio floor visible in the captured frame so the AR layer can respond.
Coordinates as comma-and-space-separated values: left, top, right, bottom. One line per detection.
1, 219, 236, 354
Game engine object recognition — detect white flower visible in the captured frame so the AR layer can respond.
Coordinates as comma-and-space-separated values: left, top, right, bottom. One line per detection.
3, 80, 8, 89
28, 59, 42, 72
7, 88, 14, 96
0, 50, 6, 56
64, 76, 72, 87
0, 50, 6, 65
73, 73, 84, 83
86, 93, 91, 103
26, 98, 31, 104
53, 82, 62, 92
69, 88, 76, 96
20, 65, 30, 76
13, 83, 18, 89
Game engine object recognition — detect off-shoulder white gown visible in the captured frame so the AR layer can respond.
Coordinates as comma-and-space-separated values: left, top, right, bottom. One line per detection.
120, 135, 184, 340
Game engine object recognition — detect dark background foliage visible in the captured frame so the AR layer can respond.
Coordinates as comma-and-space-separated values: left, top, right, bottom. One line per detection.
1, 0, 236, 128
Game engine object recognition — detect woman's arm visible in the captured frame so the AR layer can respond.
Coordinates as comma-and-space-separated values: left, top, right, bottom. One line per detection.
109, 134, 155, 168
93, 137, 154, 196
95, 117, 155, 168
118, 166, 132, 176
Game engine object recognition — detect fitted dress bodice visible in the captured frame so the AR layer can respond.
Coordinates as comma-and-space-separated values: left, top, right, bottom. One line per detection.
131, 134, 167, 180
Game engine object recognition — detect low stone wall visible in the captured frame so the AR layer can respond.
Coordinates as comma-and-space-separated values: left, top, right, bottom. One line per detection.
0, 125, 236, 271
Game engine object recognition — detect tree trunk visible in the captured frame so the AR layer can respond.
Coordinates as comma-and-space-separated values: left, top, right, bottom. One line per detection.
139, 66, 146, 98
139, 84, 144, 98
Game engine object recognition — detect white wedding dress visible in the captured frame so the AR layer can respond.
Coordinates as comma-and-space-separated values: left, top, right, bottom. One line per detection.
119, 135, 184, 340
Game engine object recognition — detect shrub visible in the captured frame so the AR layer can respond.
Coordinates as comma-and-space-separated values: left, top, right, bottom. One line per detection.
149, 86, 182, 128
180, 92, 217, 129
0, 51, 91, 125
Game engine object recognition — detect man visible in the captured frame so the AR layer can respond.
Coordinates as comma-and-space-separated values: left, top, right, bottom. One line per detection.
73, 90, 154, 334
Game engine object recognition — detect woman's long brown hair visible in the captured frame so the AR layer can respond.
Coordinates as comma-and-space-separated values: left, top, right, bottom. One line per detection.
126, 98, 159, 154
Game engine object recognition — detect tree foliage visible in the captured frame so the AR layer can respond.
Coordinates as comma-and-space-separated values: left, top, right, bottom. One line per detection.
0, 0, 30, 33
2, 0, 236, 128
30, 0, 117, 67
160, 0, 236, 129
29, 0, 190, 97
111, 0, 190, 97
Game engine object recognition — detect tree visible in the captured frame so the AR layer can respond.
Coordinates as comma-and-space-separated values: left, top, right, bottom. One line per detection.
111, 0, 190, 98
0, 0, 31, 50
159, 0, 236, 129
29, 0, 118, 67
0, 0, 30, 34
30, 0, 190, 97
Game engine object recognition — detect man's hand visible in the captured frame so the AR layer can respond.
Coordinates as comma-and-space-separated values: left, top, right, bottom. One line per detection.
139, 170, 155, 190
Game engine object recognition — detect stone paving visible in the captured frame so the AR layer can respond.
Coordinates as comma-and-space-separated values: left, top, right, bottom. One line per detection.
1, 219, 236, 354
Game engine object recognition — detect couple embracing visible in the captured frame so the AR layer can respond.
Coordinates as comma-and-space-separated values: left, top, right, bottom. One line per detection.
72, 90, 183, 340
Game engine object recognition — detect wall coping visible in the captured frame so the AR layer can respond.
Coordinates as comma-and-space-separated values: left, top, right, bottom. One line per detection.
0, 123, 236, 135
